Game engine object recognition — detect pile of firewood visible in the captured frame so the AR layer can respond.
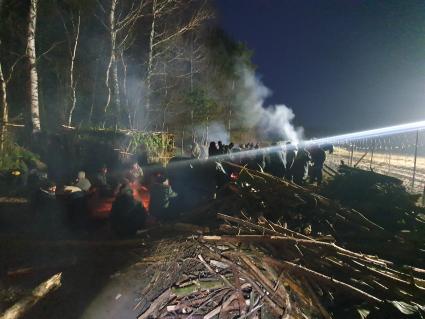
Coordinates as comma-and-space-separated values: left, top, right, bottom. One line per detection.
214, 162, 425, 266
134, 211, 425, 318
134, 163, 425, 318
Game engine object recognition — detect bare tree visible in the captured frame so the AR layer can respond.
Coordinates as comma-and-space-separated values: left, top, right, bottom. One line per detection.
59, 7, 81, 127
144, 0, 212, 126
26, 0, 41, 132
0, 37, 26, 150
104, 0, 119, 116
0, 58, 8, 151
98, 0, 146, 127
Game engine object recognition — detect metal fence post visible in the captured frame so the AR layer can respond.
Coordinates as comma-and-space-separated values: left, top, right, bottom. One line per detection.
349, 144, 354, 166
412, 130, 419, 189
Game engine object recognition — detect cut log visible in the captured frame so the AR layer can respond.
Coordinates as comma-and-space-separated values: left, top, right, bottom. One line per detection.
0, 273, 62, 319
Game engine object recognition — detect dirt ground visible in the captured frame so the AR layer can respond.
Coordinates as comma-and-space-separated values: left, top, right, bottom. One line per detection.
0, 198, 192, 319
327, 147, 425, 194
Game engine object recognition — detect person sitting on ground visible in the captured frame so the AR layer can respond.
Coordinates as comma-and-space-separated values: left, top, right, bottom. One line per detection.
31, 180, 65, 235
129, 161, 144, 182
31, 180, 57, 214
94, 164, 109, 187
149, 172, 177, 221
110, 181, 146, 237
74, 171, 91, 192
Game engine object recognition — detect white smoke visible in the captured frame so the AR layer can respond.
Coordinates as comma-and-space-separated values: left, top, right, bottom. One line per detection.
195, 121, 230, 144
235, 66, 304, 143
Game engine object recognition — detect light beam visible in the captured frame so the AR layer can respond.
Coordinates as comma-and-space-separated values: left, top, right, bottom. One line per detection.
162, 119, 425, 169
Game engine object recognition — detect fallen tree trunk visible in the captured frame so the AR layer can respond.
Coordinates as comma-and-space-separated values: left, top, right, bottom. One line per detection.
0, 273, 62, 319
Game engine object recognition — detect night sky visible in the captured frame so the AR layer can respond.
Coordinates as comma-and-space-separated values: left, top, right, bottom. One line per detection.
216, 0, 425, 135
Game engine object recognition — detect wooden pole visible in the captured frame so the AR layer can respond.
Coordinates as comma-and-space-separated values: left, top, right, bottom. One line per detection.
422, 184, 425, 207
206, 116, 209, 143
190, 110, 194, 143
412, 130, 419, 189
354, 151, 368, 168
181, 130, 184, 155
228, 109, 232, 134
349, 144, 354, 166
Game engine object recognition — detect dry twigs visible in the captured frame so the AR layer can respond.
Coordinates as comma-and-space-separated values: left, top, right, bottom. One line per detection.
134, 164, 425, 318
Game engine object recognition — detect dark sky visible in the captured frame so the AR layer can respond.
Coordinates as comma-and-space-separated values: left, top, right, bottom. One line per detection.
216, 0, 425, 135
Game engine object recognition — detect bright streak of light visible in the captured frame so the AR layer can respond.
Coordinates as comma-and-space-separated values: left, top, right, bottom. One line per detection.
305, 120, 425, 146
165, 120, 425, 168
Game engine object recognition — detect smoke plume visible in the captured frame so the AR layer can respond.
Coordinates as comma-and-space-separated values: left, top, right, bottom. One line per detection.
235, 66, 304, 143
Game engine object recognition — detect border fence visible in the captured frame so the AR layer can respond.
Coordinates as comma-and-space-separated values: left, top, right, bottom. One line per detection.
326, 129, 425, 197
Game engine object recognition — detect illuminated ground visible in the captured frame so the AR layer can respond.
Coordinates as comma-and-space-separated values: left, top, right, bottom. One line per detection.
328, 147, 425, 194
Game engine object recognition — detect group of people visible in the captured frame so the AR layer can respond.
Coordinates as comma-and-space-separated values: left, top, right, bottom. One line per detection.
204, 140, 331, 186
30, 159, 146, 236
29, 140, 332, 238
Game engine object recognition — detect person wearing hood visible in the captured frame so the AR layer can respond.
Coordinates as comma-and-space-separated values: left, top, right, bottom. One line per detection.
74, 171, 91, 192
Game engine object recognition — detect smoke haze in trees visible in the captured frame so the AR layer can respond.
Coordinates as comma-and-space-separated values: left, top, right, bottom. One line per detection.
195, 122, 230, 144
236, 65, 304, 143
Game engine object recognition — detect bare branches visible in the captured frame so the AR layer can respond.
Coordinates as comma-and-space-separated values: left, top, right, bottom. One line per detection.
36, 41, 65, 62
4, 54, 26, 84
152, 3, 213, 49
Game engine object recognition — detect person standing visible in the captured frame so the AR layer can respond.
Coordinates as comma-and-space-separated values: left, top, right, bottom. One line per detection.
208, 142, 218, 157
309, 145, 326, 185
94, 164, 109, 187
291, 147, 310, 185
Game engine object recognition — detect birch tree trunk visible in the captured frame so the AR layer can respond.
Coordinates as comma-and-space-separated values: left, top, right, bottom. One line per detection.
145, 0, 157, 113
120, 52, 131, 128
111, 51, 120, 114
0, 60, 8, 151
67, 11, 81, 127
104, 0, 120, 126
27, 0, 41, 132
88, 58, 99, 124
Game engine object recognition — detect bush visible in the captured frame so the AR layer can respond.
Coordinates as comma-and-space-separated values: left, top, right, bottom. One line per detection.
0, 142, 40, 172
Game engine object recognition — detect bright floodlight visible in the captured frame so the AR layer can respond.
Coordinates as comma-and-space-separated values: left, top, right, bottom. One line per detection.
303, 120, 425, 147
